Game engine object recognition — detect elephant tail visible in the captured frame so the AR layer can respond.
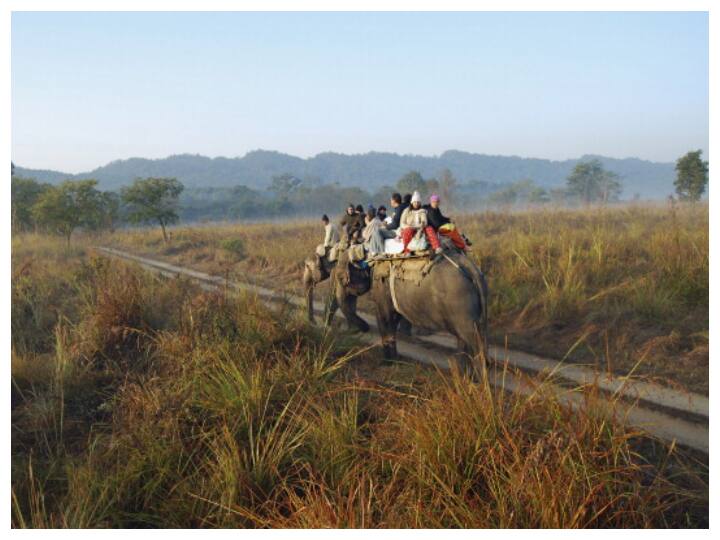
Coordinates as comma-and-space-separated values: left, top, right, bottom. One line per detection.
456, 255, 489, 356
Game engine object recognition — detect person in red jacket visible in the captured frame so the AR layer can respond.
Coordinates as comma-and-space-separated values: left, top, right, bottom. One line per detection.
424, 194, 467, 251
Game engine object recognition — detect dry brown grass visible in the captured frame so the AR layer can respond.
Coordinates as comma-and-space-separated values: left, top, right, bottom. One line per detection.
99, 202, 708, 393
10, 233, 708, 528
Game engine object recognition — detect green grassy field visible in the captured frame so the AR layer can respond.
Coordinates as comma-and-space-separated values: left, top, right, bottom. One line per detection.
102, 202, 709, 393
10, 223, 709, 528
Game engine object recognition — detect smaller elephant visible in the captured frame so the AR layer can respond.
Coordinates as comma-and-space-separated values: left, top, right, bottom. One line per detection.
302, 249, 336, 323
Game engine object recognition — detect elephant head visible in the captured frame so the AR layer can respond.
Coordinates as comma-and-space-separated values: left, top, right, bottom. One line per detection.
323, 251, 372, 332
302, 251, 335, 323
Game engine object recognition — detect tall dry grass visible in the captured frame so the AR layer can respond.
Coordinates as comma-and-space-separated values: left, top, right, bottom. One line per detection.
101, 202, 709, 392
11, 234, 708, 528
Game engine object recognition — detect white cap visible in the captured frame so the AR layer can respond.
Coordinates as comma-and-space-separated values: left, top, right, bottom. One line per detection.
411, 191, 421, 203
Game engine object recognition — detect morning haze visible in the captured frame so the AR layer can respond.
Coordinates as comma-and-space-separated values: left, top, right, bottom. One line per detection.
12, 11, 708, 173
10, 11, 711, 527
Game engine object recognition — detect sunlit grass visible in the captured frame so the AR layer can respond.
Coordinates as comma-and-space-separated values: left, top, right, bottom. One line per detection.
93, 202, 709, 392
10, 233, 708, 527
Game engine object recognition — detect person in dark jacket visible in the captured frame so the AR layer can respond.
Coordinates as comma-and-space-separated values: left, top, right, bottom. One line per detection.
424, 196, 451, 230
354, 204, 366, 226
340, 203, 363, 242
423, 193, 467, 250
339, 204, 355, 229
387, 192, 408, 231
342, 203, 355, 218
351, 204, 366, 242
377, 205, 388, 222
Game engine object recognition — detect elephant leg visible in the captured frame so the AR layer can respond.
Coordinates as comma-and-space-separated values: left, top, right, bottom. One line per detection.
451, 337, 475, 377
323, 285, 339, 327
306, 283, 315, 323
375, 304, 400, 360
340, 293, 370, 333
455, 320, 488, 377
397, 316, 412, 336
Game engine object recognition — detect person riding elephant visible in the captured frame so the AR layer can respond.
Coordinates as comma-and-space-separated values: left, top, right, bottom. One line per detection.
354, 204, 366, 227
399, 191, 442, 254
362, 206, 395, 257
423, 194, 468, 251
386, 192, 408, 231
377, 205, 388, 223
340, 203, 364, 243
304, 214, 342, 323
321, 214, 340, 248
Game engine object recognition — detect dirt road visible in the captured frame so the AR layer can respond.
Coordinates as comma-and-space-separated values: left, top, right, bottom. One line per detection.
96, 246, 709, 453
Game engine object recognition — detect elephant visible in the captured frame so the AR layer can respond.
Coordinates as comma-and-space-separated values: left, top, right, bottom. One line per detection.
321, 249, 489, 374
301, 249, 336, 323
303, 245, 414, 334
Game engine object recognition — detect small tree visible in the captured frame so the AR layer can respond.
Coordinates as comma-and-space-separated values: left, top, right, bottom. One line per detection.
598, 171, 622, 203
487, 185, 518, 206
549, 187, 569, 205
31, 179, 104, 245
566, 159, 622, 204
99, 191, 122, 233
268, 173, 302, 206
12, 176, 51, 232
371, 184, 396, 203
425, 177, 440, 197
438, 168, 458, 207
674, 150, 708, 201
122, 177, 184, 242
528, 185, 550, 205
396, 170, 427, 197
488, 179, 548, 207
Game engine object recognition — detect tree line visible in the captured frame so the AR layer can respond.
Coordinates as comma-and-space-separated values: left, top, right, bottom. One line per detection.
479, 151, 708, 207
11, 150, 708, 243
11, 166, 184, 244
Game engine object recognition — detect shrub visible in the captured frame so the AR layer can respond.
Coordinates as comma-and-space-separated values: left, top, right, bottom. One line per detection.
220, 238, 246, 260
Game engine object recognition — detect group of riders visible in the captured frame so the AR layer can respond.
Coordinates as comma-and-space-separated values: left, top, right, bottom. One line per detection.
319, 190, 472, 261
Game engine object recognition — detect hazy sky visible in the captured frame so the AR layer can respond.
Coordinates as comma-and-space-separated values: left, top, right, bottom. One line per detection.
12, 11, 708, 173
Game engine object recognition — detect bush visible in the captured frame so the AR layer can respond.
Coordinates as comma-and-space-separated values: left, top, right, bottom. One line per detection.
220, 238, 246, 260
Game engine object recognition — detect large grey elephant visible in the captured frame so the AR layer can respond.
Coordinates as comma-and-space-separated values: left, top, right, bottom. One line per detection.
320, 249, 489, 373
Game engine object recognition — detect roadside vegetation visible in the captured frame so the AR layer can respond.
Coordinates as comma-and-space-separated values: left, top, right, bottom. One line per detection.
11, 234, 709, 527
104, 201, 709, 394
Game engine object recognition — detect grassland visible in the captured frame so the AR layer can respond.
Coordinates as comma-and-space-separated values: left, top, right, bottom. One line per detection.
10, 232, 709, 527
102, 202, 709, 393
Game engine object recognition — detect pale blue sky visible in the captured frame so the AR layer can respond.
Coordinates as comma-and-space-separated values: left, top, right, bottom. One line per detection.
12, 11, 708, 172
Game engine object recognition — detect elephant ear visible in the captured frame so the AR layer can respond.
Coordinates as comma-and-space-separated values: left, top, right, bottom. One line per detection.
347, 265, 372, 296
333, 252, 370, 295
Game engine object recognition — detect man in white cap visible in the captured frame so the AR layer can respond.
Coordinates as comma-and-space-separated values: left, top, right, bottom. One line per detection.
399, 191, 442, 254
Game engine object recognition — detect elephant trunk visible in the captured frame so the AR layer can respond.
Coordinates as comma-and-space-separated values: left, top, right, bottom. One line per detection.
302, 262, 315, 323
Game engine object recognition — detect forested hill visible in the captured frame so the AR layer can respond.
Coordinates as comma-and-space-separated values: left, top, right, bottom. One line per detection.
14, 150, 676, 199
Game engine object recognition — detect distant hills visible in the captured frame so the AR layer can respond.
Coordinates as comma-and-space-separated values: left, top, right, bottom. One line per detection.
14, 150, 677, 199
